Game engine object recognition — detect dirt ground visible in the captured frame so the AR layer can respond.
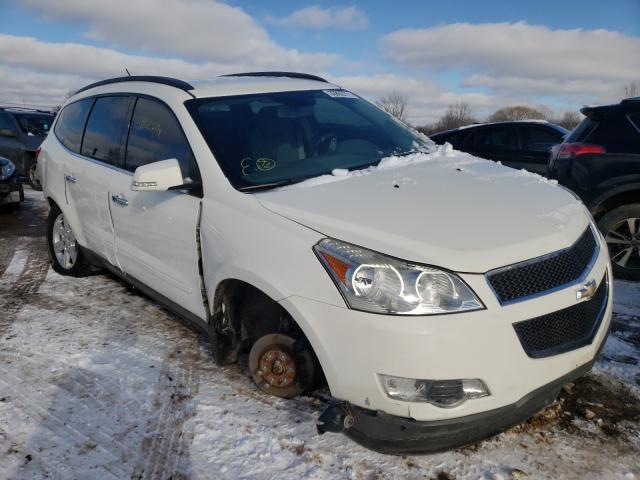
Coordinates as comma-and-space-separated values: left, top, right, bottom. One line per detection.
0, 188, 639, 480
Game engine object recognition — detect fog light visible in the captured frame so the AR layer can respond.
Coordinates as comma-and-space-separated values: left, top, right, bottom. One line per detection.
378, 374, 489, 408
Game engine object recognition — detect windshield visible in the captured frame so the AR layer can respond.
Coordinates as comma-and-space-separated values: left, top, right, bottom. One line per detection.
186, 89, 431, 190
15, 113, 54, 135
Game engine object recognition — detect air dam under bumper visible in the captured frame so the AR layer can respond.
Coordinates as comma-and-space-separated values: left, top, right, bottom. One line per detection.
317, 359, 597, 455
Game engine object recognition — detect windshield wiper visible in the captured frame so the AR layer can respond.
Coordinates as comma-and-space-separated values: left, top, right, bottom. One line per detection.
237, 178, 305, 192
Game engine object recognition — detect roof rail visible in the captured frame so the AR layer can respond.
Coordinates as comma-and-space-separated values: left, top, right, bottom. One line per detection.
75, 76, 195, 95
220, 71, 329, 83
0, 106, 55, 114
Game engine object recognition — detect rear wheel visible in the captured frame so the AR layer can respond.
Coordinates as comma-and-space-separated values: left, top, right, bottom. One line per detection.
598, 204, 640, 281
47, 204, 91, 276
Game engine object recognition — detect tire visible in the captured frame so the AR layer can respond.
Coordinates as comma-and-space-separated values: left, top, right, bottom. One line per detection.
597, 204, 640, 281
46, 204, 91, 276
27, 157, 42, 191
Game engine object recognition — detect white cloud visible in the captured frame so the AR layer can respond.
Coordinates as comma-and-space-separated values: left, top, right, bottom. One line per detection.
19, 0, 335, 68
267, 5, 368, 30
331, 73, 493, 125
382, 22, 640, 103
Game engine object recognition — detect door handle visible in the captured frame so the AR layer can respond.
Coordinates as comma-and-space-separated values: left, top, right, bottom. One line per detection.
65, 174, 77, 184
111, 194, 129, 207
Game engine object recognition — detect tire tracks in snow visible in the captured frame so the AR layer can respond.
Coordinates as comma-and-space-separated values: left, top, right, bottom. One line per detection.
0, 236, 49, 332
0, 237, 18, 278
132, 344, 202, 480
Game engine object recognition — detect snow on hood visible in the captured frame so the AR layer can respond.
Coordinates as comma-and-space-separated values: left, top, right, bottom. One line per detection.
257, 144, 591, 273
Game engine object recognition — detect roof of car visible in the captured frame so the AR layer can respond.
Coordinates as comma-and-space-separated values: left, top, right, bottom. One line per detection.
581, 97, 640, 117
74, 73, 340, 100
431, 120, 567, 137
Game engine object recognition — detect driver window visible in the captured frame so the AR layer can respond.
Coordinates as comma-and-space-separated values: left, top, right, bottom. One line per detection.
125, 97, 200, 182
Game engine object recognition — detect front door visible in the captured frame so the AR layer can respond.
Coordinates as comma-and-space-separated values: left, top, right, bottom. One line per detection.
108, 96, 206, 320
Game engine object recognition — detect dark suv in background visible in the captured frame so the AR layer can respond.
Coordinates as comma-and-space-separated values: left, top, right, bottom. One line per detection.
548, 97, 640, 281
0, 107, 55, 190
430, 121, 568, 175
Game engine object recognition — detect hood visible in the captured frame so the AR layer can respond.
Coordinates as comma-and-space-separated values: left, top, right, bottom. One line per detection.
256, 148, 592, 273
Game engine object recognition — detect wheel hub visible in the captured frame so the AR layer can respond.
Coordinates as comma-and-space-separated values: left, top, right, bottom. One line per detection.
258, 348, 297, 387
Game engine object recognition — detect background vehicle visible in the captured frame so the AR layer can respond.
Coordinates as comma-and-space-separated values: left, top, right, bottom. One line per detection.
0, 107, 55, 190
0, 156, 24, 211
431, 121, 568, 175
548, 97, 640, 281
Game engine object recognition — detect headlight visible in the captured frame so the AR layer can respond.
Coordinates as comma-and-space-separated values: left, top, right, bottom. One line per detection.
0, 159, 16, 180
314, 238, 484, 315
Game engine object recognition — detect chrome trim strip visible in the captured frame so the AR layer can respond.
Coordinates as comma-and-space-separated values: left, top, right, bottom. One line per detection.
57, 137, 133, 177
486, 224, 601, 306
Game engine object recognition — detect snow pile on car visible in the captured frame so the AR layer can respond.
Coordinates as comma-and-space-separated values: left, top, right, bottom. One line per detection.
283, 142, 561, 190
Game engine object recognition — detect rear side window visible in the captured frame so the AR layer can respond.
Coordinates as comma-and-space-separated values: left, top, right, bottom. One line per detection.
0, 112, 14, 130
475, 126, 518, 150
54, 99, 93, 153
586, 113, 640, 154
565, 118, 597, 143
628, 113, 640, 134
81, 96, 131, 167
125, 98, 199, 181
519, 127, 563, 152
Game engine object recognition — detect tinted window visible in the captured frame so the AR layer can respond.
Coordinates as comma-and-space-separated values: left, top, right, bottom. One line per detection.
81, 96, 131, 166
475, 126, 518, 150
54, 99, 93, 153
435, 129, 473, 148
520, 127, 563, 152
628, 113, 640, 134
587, 113, 640, 154
0, 112, 14, 130
565, 118, 597, 143
125, 98, 198, 181
15, 113, 54, 135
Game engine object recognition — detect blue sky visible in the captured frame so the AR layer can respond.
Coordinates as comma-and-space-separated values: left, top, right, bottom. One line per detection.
0, 0, 638, 124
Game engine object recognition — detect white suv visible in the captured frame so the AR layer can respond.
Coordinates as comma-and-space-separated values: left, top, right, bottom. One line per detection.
39, 73, 612, 453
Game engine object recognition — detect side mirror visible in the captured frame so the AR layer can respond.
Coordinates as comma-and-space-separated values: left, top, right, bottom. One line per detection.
0, 128, 17, 138
131, 158, 184, 192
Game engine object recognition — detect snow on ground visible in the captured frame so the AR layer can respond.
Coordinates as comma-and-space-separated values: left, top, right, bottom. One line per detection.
0, 189, 639, 479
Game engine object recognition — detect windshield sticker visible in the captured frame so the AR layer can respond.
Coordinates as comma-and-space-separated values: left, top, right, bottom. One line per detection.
256, 158, 276, 171
322, 89, 358, 99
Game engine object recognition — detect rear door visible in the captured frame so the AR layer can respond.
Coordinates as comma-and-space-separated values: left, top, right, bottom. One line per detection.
472, 125, 522, 168
518, 125, 565, 175
64, 95, 132, 265
108, 96, 206, 319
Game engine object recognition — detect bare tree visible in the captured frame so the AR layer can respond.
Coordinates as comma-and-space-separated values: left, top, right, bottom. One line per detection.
430, 102, 476, 133
553, 111, 582, 130
376, 92, 408, 122
488, 105, 547, 122
620, 81, 640, 99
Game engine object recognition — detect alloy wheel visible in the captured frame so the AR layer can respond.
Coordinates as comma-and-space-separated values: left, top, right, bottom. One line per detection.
52, 213, 78, 270
605, 217, 640, 270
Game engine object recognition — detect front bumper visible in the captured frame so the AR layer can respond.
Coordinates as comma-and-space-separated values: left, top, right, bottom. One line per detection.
317, 359, 599, 454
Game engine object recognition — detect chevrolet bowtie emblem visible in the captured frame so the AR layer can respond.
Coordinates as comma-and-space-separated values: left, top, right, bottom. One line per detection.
577, 279, 597, 301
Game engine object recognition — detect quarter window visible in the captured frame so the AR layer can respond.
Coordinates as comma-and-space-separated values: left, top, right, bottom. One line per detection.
81, 96, 131, 167
125, 98, 198, 181
53, 99, 93, 153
